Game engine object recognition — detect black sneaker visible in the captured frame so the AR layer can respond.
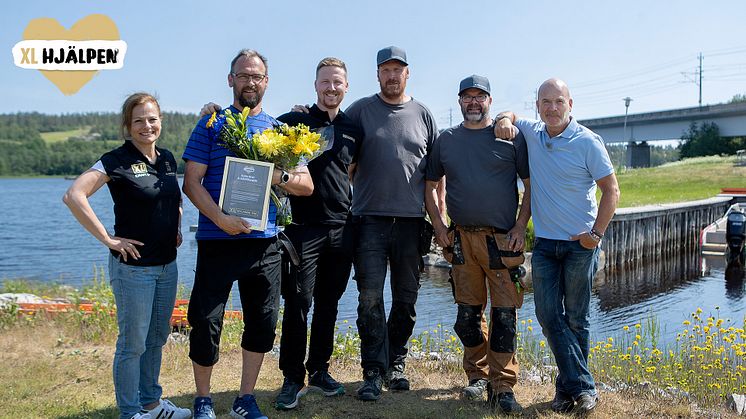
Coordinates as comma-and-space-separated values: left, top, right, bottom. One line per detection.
551, 391, 575, 413
487, 383, 523, 414
460, 378, 488, 401
308, 370, 345, 396
275, 377, 306, 410
574, 393, 598, 413
357, 369, 383, 401
385, 367, 410, 391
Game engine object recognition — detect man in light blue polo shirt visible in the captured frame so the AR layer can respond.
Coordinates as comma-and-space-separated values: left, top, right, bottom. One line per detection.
494, 78, 620, 414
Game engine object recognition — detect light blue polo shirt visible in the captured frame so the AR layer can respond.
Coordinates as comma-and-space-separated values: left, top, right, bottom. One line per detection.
515, 117, 614, 241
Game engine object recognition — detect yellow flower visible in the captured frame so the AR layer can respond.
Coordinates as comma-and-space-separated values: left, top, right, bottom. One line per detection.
539, 340, 546, 348
623, 325, 629, 331
206, 112, 217, 128
683, 320, 691, 326
635, 323, 641, 329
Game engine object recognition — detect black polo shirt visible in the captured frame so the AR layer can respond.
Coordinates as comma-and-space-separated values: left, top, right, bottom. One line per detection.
277, 105, 360, 225
100, 140, 181, 266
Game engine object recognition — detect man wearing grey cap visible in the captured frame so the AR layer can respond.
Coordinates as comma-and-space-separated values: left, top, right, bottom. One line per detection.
425, 75, 530, 413
345, 46, 440, 401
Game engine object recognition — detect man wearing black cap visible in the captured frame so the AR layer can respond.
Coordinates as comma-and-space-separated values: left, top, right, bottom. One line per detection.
345, 46, 439, 401
424, 75, 530, 413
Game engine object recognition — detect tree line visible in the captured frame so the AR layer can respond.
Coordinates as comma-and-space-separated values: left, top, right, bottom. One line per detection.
0, 112, 198, 176
1, 111, 743, 176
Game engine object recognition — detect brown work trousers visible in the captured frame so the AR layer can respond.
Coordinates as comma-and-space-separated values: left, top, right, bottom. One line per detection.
451, 227, 524, 393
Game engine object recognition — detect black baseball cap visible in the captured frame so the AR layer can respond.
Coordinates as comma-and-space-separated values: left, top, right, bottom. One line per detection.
377, 46, 408, 66
459, 74, 491, 95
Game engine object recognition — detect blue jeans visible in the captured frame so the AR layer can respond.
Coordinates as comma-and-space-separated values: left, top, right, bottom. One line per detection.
109, 254, 178, 419
531, 238, 599, 399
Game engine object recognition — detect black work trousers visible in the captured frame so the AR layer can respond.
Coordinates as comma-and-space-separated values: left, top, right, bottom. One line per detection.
353, 215, 422, 375
278, 222, 353, 383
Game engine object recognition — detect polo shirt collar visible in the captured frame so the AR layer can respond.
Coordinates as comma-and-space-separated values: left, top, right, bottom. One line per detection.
556, 117, 579, 139
123, 139, 160, 164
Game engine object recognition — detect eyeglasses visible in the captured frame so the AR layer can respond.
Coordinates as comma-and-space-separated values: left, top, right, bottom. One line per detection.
460, 94, 488, 103
231, 73, 267, 83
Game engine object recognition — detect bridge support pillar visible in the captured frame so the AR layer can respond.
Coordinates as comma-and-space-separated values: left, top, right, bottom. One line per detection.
626, 141, 650, 168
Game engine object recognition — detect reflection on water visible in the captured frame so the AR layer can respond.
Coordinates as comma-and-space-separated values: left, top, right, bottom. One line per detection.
724, 264, 745, 300
594, 245, 702, 311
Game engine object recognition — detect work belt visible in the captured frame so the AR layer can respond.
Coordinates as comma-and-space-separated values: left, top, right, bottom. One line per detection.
456, 225, 509, 234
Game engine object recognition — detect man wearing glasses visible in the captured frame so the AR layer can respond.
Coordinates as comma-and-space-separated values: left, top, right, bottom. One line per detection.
494, 78, 619, 414
183, 49, 313, 419
425, 75, 530, 414
346, 46, 440, 401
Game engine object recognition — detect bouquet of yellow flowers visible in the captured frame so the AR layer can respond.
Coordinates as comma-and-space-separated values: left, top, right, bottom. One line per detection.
207, 107, 325, 226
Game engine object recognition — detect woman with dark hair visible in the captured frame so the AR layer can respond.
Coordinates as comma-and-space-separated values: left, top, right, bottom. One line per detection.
63, 93, 190, 419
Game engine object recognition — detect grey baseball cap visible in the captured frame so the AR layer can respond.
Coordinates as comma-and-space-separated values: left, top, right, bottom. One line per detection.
459, 74, 491, 95
377, 46, 408, 66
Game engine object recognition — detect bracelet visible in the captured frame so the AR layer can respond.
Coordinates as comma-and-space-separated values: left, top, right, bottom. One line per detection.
589, 228, 603, 241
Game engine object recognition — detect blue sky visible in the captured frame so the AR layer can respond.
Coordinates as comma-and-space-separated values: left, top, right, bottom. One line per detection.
3, 0, 746, 127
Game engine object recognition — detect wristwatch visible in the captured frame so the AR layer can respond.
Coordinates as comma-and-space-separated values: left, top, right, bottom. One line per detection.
589, 228, 603, 241
280, 170, 290, 185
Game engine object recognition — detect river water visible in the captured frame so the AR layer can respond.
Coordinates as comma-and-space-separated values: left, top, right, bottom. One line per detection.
1, 178, 744, 347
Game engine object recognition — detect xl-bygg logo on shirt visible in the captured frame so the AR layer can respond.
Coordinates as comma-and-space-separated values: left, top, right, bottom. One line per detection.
11, 14, 127, 95
131, 163, 149, 178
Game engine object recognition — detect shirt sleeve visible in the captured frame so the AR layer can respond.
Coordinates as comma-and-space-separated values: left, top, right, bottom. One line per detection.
586, 133, 615, 181
514, 132, 530, 180
91, 160, 105, 174
425, 134, 445, 181
182, 115, 213, 165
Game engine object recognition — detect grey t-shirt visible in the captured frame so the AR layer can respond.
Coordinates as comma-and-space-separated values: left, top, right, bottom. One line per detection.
346, 94, 438, 217
426, 124, 529, 230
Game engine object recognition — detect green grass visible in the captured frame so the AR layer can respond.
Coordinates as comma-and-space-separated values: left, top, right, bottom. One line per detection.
39, 127, 91, 143
615, 156, 746, 207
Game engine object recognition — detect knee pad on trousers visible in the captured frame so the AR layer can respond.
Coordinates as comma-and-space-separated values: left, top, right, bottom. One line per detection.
454, 304, 484, 347
490, 307, 517, 353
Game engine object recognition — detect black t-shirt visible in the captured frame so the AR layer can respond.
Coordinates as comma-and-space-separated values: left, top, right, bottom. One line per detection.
100, 141, 181, 266
277, 105, 360, 225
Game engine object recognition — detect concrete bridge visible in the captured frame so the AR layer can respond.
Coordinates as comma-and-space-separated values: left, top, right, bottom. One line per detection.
579, 102, 746, 167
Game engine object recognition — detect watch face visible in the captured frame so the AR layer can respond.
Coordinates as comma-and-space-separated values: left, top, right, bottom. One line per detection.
282, 171, 290, 183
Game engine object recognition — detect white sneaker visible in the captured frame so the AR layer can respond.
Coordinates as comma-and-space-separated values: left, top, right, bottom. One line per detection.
131, 412, 152, 419
147, 399, 192, 419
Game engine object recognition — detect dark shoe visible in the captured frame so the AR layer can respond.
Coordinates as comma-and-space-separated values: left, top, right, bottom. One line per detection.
308, 370, 345, 396
574, 393, 598, 413
193, 396, 216, 419
551, 391, 575, 413
385, 367, 410, 391
357, 369, 383, 401
460, 378, 488, 401
275, 378, 306, 410
496, 392, 523, 414
230, 394, 267, 419
487, 383, 523, 414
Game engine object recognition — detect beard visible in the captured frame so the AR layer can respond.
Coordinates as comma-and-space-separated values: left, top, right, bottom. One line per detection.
380, 80, 404, 100
237, 88, 263, 109
318, 90, 343, 110
462, 105, 488, 123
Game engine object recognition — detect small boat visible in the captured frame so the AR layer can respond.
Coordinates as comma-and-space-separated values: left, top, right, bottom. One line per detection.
701, 199, 746, 266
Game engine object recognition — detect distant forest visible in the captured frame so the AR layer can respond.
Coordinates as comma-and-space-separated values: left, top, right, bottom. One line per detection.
0, 112, 198, 176
0, 112, 682, 176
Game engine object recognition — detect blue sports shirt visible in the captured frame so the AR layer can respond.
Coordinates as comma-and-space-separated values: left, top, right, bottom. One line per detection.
183, 105, 279, 240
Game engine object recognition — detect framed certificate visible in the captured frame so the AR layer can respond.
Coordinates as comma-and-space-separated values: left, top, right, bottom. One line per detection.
218, 157, 274, 231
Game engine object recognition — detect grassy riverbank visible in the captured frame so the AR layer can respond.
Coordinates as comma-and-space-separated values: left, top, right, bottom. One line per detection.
1, 278, 744, 418
615, 156, 746, 207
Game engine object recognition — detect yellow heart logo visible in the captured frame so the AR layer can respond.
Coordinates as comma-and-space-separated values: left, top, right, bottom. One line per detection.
22, 14, 120, 95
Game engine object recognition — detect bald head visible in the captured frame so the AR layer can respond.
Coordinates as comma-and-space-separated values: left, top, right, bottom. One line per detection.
538, 78, 571, 100
536, 78, 573, 137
